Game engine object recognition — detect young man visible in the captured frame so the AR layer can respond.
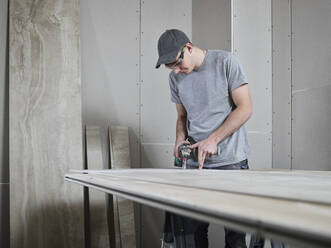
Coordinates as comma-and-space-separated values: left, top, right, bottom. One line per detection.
156, 29, 253, 248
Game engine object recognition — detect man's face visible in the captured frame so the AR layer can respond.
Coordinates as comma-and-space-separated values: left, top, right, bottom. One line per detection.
165, 45, 194, 75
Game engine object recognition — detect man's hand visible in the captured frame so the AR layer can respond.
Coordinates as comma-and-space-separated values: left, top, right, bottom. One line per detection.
189, 137, 218, 169
173, 140, 190, 158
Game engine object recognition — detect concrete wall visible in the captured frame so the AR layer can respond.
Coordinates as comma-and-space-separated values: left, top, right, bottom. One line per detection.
0, 0, 9, 247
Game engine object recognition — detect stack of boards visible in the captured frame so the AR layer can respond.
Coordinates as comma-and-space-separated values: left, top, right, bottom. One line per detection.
85, 126, 136, 248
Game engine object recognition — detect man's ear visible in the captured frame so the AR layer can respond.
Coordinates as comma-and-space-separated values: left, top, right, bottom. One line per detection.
186, 43, 193, 53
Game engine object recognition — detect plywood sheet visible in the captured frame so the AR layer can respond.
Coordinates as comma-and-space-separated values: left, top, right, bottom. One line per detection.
109, 126, 136, 248
9, 0, 84, 247
86, 126, 110, 248
0, 0, 9, 184
65, 169, 331, 248
71, 168, 331, 205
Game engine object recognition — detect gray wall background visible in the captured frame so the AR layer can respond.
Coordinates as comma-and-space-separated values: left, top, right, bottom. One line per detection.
272, 0, 331, 170
0, 0, 9, 247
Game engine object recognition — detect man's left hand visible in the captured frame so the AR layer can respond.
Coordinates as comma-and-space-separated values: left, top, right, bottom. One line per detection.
189, 138, 218, 169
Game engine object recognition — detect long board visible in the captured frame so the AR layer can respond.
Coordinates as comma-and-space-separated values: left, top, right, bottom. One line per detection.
109, 126, 136, 248
85, 126, 110, 247
65, 168, 331, 248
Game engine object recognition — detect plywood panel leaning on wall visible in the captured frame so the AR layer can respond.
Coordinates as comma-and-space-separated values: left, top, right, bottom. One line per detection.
9, 0, 84, 247
85, 126, 111, 247
109, 126, 136, 247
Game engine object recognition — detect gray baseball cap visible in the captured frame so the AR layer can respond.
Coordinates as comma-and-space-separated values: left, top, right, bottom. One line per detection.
155, 29, 190, 69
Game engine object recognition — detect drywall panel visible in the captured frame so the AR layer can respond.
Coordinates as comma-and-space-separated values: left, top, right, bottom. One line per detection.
80, 0, 140, 169
0, 0, 8, 183
291, 0, 331, 92
0, 184, 9, 248
9, 0, 84, 247
140, 0, 192, 144
85, 126, 110, 248
292, 86, 331, 170
272, 0, 292, 169
291, 0, 331, 170
141, 144, 174, 169
233, 0, 272, 168
192, 0, 231, 51
248, 132, 272, 169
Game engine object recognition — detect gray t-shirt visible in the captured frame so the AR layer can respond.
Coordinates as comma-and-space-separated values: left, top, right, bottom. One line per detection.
169, 50, 251, 167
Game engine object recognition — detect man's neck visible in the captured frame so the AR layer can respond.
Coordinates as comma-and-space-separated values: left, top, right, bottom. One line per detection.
193, 47, 207, 71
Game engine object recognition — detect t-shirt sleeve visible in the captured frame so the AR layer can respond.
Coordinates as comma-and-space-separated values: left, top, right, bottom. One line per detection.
226, 53, 247, 92
169, 74, 182, 104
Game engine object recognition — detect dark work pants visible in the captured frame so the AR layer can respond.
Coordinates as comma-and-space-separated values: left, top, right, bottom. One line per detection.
163, 160, 249, 248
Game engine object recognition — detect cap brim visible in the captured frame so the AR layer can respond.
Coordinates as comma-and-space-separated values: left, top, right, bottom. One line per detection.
155, 49, 180, 69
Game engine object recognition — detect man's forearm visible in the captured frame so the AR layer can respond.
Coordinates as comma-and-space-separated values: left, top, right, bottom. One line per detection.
176, 116, 187, 143
209, 106, 252, 144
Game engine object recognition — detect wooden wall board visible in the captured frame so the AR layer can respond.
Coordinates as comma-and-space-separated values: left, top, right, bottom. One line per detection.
65, 169, 331, 248
85, 126, 110, 248
69, 168, 331, 205
9, 0, 84, 247
0, 0, 9, 184
0, 0, 9, 246
109, 126, 136, 248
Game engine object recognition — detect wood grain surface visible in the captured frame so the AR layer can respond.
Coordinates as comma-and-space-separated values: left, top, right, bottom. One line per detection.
66, 168, 331, 248
86, 126, 110, 247
10, 0, 84, 247
109, 126, 136, 248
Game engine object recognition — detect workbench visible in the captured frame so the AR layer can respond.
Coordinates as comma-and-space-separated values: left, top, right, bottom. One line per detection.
65, 168, 331, 248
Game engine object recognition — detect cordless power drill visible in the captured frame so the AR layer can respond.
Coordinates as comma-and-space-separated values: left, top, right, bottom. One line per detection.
174, 136, 198, 169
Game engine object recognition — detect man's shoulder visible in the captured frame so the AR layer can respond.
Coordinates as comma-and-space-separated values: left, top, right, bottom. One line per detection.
207, 50, 233, 61
169, 70, 185, 82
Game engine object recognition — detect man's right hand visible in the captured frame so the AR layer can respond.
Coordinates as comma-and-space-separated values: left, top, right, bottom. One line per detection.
173, 140, 190, 158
